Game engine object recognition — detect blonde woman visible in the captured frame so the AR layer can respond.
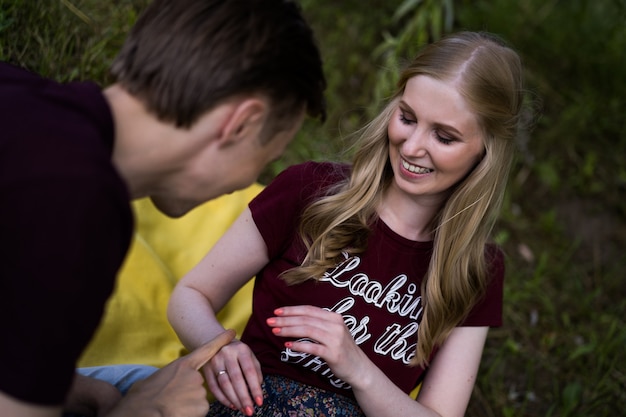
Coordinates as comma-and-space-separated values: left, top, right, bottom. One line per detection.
169, 31, 525, 417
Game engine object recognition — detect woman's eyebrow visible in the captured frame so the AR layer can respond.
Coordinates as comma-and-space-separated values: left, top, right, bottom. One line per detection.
398, 100, 414, 113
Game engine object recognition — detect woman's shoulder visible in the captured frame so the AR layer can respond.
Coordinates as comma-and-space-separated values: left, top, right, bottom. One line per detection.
255, 161, 350, 207
483, 243, 506, 284
484, 243, 505, 265
286, 160, 350, 178
277, 161, 350, 191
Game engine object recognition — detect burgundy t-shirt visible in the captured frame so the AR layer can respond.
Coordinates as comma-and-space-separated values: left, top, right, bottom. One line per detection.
244, 161, 503, 397
0, 63, 133, 405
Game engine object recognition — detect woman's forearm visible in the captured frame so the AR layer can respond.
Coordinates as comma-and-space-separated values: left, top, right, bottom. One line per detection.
349, 358, 442, 417
353, 327, 489, 417
167, 285, 226, 351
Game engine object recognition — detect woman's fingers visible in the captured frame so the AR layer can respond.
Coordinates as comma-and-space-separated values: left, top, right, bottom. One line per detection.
204, 341, 264, 416
267, 305, 346, 343
206, 366, 236, 410
239, 353, 264, 407
266, 305, 368, 383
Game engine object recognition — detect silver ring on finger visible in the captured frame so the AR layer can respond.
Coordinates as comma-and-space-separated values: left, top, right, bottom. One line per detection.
217, 369, 228, 377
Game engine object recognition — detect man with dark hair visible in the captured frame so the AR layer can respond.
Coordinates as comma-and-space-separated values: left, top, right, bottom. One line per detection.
0, 0, 326, 416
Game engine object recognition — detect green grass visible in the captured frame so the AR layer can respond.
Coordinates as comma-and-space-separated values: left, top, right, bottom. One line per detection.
455, 1, 626, 415
2, 1, 624, 415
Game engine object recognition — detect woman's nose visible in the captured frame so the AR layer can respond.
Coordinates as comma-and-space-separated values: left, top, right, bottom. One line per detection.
402, 127, 428, 157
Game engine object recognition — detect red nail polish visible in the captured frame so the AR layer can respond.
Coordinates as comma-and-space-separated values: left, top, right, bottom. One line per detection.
274, 308, 284, 315
266, 317, 276, 325
272, 327, 281, 334
255, 396, 263, 406
245, 406, 254, 416
285, 341, 293, 348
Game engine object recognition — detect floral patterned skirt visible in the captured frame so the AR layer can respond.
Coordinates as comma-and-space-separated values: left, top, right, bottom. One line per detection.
206, 374, 365, 417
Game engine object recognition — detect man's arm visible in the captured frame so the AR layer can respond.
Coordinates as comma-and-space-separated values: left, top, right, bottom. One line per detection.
64, 373, 122, 416
105, 329, 236, 417
0, 390, 61, 417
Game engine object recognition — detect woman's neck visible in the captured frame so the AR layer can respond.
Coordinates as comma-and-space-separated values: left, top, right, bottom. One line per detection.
377, 186, 444, 242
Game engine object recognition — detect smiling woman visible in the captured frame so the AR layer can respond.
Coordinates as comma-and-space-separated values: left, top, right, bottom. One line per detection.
167, 31, 525, 417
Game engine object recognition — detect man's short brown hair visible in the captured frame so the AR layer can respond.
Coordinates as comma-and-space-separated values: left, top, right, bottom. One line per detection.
111, 0, 326, 132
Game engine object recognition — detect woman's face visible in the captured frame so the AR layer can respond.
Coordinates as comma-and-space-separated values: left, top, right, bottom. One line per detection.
387, 75, 485, 204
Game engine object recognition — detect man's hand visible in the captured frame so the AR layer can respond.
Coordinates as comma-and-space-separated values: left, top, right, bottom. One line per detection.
106, 329, 236, 417
64, 373, 121, 416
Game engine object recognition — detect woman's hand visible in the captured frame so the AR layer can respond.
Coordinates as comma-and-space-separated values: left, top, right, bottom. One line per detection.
202, 339, 264, 417
266, 305, 370, 386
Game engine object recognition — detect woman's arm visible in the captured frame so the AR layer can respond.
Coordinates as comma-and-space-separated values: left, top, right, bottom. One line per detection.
167, 207, 269, 416
168, 207, 269, 348
355, 326, 488, 417
415, 326, 488, 415
268, 306, 488, 417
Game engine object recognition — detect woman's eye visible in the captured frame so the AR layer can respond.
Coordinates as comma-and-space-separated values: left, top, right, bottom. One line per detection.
399, 113, 415, 125
436, 132, 454, 145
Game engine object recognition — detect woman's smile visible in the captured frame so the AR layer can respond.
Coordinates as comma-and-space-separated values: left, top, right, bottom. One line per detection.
401, 158, 434, 175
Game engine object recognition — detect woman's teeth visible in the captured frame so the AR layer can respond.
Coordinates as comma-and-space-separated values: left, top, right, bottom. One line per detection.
402, 160, 433, 174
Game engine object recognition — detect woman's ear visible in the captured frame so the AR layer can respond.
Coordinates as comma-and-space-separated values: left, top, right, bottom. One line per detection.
218, 97, 268, 148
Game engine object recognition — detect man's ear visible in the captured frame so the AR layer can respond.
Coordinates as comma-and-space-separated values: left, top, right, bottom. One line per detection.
218, 98, 267, 148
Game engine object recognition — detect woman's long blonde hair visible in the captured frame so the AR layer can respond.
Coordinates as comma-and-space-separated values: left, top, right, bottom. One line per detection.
282, 31, 524, 368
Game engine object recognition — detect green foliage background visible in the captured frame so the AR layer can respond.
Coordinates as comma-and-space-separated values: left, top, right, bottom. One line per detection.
1, 0, 624, 415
